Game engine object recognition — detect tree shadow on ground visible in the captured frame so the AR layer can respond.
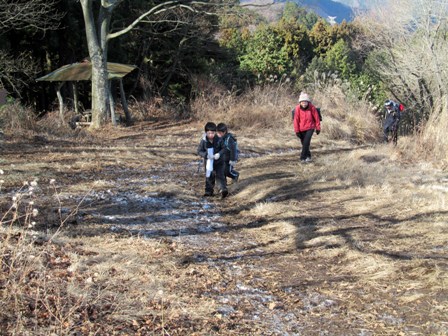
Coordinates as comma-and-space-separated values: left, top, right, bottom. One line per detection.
178, 207, 448, 267
50, 148, 448, 266
4, 133, 446, 269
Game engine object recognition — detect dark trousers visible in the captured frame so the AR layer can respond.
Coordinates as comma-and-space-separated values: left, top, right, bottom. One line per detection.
383, 122, 399, 144
224, 161, 239, 181
296, 129, 314, 160
204, 161, 227, 194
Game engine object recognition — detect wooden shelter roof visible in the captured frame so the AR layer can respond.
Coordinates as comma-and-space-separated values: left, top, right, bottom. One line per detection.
36, 61, 136, 82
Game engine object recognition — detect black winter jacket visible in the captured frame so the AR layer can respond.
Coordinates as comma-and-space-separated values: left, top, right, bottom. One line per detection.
197, 134, 224, 163
384, 102, 401, 130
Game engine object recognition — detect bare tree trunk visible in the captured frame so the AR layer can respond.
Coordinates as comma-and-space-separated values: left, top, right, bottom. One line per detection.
90, 52, 109, 128
80, 0, 110, 129
77, 0, 232, 128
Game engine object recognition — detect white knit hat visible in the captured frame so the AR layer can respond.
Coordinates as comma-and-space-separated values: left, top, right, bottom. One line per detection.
298, 92, 311, 102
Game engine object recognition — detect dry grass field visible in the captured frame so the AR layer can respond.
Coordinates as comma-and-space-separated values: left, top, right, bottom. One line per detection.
0, 115, 447, 335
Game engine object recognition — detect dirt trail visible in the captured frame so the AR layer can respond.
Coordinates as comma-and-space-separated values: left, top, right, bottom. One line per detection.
73, 132, 317, 335
1, 123, 447, 335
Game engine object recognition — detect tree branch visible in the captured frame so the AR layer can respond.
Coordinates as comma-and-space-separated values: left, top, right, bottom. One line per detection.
106, 0, 253, 40
0, 0, 63, 34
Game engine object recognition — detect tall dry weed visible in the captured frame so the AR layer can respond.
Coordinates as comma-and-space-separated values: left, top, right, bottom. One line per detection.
0, 103, 95, 141
312, 85, 382, 144
421, 98, 448, 167
0, 179, 105, 335
395, 98, 448, 168
2, 179, 70, 333
36, 112, 95, 141
0, 102, 37, 132
192, 79, 381, 145
191, 79, 296, 131
128, 95, 190, 121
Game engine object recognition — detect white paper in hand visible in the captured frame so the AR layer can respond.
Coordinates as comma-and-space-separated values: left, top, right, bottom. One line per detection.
206, 148, 214, 177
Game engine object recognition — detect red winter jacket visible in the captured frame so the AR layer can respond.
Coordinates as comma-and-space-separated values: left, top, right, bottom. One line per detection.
293, 103, 321, 133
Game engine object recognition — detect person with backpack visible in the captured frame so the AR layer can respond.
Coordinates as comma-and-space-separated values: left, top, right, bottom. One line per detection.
291, 106, 322, 122
291, 92, 321, 163
197, 122, 228, 198
383, 99, 402, 144
216, 123, 240, 184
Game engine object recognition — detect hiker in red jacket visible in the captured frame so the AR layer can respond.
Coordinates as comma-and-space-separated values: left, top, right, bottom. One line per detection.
292, 92, 321, 163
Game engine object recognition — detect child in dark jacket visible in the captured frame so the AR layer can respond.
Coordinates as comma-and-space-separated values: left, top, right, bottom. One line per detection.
217, 123, 239, 184
197, 122, 228, 198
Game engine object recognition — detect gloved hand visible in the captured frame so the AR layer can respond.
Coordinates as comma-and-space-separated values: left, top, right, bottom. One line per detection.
229, 160, 237, 167
213, 153, 220, 160
316, 130, 320, 135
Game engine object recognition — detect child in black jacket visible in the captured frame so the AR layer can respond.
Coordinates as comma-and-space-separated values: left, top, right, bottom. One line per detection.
217, 123, 239, 184
197, 122, 228, 198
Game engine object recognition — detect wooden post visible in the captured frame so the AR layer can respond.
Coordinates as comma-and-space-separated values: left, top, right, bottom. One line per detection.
56, 82, 64, 122
109, 80, 116, 126
72, 82, 79, 115
119, 79, 131, 125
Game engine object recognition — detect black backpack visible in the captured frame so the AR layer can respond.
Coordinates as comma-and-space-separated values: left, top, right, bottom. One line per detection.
224, 134, 239, 161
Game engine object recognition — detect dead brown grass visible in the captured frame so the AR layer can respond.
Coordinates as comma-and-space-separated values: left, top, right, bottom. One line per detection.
0, 102, 37, 133
312, 85, 382, 144
0, 121, 447, 335
191, 81, 296, 131
0, 85, 447, 335
229, 132, 447, 334
420, 98, 448, 167
192, 81, 381, 146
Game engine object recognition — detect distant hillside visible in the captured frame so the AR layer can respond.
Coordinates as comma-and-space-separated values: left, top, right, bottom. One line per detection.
240, 0, 285, 22
275, 0, 354, 23
240, 0, 361, 24
333, 0, 386, 10
331, 0, 366, 9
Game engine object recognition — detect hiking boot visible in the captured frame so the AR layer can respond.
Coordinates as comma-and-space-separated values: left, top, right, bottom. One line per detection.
203, 191, 213, 197
305, 157, 312, 163
233, 173, 239, 183
300, 159, 307, 164
221, 189, 229, 199
229, 168, 239, 183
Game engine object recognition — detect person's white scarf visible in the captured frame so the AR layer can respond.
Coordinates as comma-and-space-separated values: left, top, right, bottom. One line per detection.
206, 147, 214, 177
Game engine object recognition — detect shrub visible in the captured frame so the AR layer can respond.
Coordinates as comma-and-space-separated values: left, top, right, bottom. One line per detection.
0, 102, 36, 132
